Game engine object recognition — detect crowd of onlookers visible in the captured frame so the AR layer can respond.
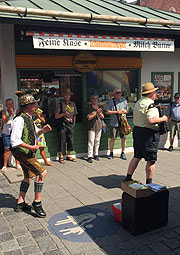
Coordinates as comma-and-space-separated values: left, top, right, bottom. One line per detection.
0, 87, 180, 172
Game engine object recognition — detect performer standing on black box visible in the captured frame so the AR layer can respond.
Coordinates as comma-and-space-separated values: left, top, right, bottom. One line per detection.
10, 94, 52, 218
124, 83, 168, 184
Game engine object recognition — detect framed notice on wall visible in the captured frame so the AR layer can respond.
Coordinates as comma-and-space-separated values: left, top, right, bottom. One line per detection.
151, 72, 174, 103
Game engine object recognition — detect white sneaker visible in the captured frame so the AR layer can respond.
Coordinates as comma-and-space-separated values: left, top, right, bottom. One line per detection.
1, 166, 7, 172
16, 164, 22, 171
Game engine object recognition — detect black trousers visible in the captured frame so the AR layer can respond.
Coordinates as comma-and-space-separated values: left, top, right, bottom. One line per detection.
58, 122, 74, 153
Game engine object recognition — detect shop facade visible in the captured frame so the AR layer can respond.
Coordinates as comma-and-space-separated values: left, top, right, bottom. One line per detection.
1, 1, 180, 158
15, 34, 143, 158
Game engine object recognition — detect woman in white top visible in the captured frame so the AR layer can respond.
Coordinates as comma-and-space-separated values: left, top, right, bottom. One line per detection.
1, 98, 21, 172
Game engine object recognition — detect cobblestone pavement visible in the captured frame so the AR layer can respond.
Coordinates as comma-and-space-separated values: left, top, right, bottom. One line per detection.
1, 149, 180, 255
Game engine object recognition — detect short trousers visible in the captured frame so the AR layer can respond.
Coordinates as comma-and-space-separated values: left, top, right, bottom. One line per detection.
133, 126, 160, 162
109, 126, 126, 139
12, 152, 46, 178
2, 133, 10, 149
169, 121, 180, 139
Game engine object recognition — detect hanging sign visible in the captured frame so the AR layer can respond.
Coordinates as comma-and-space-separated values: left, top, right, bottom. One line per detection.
73, 52, 97, 72
29, 32, 175, 52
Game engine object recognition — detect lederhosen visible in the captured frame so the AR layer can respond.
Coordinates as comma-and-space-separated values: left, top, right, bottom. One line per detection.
11, 112, 45, 178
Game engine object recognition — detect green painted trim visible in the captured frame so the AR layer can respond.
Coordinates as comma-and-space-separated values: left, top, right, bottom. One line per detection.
137, 69, 141, 100
151, 72, 174, 102
82, 73, 87, 123
178, 72, 180, 93
16, 69, 21, 90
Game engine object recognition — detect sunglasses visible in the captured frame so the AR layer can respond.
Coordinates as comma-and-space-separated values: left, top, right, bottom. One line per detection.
115, 92, 121, 94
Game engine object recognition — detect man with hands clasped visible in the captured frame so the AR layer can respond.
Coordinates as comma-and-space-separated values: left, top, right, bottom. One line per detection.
10, 94, 52, 218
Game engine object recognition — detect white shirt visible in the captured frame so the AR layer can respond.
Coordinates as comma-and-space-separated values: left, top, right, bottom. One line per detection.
3, 109, 18, 135
10, 115, 40, 148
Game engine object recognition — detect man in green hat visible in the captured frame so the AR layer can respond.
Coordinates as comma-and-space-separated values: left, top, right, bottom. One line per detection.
10, 94, 52, 218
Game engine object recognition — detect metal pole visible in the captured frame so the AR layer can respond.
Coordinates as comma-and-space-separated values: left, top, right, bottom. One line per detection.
0, 5, 180, 26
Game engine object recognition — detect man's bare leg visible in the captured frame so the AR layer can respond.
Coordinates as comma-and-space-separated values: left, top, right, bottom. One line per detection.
123, 157, 141, 181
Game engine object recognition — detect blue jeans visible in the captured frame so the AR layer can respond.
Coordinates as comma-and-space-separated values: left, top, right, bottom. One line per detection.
2, 133, 10, 149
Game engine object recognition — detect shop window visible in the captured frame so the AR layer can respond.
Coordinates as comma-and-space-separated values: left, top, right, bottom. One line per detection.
151, 72, 174, 104
86, 70, 138, 117
20, 70, 83, 122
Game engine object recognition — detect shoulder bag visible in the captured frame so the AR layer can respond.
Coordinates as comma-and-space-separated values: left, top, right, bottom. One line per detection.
112, 98, 131, 136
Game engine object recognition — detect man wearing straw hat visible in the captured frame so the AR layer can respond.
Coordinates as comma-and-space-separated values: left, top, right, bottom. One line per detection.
123, 83, 168, 184
55, 88, 78, 164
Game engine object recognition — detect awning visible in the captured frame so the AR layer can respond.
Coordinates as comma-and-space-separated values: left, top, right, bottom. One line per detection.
26, 32, 174, 52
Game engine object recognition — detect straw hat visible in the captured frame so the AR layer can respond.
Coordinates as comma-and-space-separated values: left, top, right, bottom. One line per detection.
15, 91, 24, 97
62, 88, 73, 95
141, 83, 158, 95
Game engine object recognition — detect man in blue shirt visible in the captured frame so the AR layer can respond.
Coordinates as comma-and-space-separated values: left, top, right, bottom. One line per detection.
106, 88, 128, 160
166, 92, 180, 151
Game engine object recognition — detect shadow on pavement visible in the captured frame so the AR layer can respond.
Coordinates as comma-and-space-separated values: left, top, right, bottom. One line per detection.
0, 193, 17, 209
48, 186, 180, 254
88, 174, 125, 189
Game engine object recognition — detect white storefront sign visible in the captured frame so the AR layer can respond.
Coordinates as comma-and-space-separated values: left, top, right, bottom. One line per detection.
30, 33, 174, 52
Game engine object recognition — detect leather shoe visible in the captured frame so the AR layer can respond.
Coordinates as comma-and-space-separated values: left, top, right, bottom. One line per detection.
15, 201, 32, 212
32, 201, 46, 218
87, 157, 93, 163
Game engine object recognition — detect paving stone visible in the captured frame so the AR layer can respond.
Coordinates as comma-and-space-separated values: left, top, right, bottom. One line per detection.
162, 252, 178, 255
173, 227, 180, 235
43, 249, 63, 255
9, 220, 25, 228
36, 236, 56, 252
17, 234, 35, 247
163, 238, 180, 249
150, 241, 171, 254
25, 222, 42, 231
3, 210, 17, 218
5, 214, 20, 223
83, 249, 106, 255
21, 244, 42, 255
1, 240, 20, 252
118, 240, 138, 250
0, 225, 11, 234
30, 229, 48, 240
4, 249, 22, 255
133, 246, 154, 255
161, 230, 179, 239
58, 247, 73, 255
23, 217, 38, 225
0, 232, 14, 244
12, 227, 29, 237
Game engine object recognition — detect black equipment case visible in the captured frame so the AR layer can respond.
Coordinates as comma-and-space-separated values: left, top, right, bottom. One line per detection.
122, 189, 169, 235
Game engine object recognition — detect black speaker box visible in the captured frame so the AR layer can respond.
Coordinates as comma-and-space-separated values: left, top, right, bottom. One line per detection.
122, 189, 169, 235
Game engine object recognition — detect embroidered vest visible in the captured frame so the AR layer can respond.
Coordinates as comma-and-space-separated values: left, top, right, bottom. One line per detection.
14, 112, 35, 156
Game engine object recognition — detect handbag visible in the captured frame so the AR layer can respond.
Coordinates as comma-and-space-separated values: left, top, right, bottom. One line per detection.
119, 115, 132, 135
112, 98, 131, 135
102, 119, 107, 134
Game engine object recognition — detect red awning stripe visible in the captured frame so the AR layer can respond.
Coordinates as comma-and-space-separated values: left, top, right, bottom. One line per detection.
26, 32, 173, 41
20, 79, 40, 81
